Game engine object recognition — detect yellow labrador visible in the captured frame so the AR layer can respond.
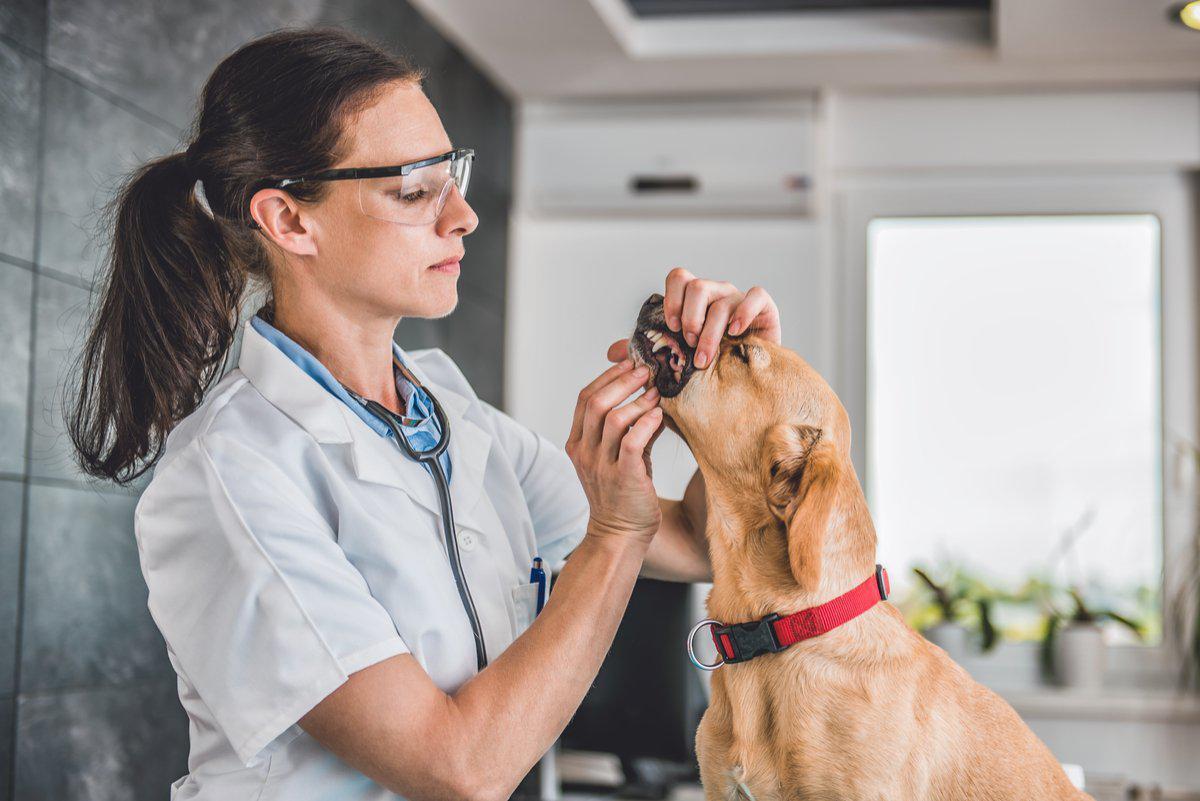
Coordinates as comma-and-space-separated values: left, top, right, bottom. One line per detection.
628, 293, 1089, 801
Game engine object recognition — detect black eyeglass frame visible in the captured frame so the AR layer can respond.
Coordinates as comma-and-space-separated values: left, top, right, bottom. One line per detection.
269, 147, 475, 189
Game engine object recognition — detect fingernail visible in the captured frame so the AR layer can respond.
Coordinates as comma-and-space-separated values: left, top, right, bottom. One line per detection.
634, 365, 649, 376
695, 351, 708, 368
620, 359, 633, 370
684, 332, 697, 347
645, 387, 659, 399
728, 319, 742, 335
668, 316, 680, 330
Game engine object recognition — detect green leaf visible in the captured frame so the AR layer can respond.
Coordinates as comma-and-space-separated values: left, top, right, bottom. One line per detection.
1040, 615, 1060, 681
1099, 610, 1144, 640
977, 598, 998, 652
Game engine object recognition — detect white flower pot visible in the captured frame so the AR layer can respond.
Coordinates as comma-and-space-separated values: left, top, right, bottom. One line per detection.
923, 621, 969, 662
1054, 622, 1106, 690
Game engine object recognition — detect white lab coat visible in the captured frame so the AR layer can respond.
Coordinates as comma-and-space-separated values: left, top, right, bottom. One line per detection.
134, 319, 590, 800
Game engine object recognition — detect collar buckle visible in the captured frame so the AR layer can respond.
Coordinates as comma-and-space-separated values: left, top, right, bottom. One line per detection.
875, 563, 890, 601
712, 612, 783, 664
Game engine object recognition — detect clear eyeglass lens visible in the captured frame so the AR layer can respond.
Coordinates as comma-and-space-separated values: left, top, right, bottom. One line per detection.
357, 153, 473, 225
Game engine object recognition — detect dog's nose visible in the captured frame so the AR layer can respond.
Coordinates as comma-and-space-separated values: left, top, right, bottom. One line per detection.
638, 293, 667, 328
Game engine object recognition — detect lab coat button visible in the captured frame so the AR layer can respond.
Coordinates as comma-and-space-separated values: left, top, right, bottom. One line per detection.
458, 530, 476, 552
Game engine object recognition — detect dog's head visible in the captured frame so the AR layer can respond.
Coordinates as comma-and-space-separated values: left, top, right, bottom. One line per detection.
629, 293, 858, 589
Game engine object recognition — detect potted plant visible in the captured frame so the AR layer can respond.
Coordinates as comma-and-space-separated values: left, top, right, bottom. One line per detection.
1041, 587, 1143, 691
911, 566, 998, 662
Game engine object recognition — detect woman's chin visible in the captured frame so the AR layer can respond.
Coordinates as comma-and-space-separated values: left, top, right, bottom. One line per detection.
421, 285, 458, 318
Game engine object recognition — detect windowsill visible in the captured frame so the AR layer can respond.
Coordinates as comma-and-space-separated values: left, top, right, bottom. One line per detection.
995, 686, 1200, 724
941, 641, 1200, 723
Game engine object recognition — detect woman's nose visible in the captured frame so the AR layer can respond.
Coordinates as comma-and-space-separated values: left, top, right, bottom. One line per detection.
436, 183, 478, 237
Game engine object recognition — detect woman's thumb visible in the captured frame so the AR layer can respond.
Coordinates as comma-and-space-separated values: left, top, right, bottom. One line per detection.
607, 338, 630, 363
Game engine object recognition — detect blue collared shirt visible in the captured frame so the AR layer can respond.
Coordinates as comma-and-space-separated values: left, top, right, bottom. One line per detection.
249, 314, 452, 482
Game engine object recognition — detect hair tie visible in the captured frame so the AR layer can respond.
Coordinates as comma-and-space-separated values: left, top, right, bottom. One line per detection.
185, 148, 215, 219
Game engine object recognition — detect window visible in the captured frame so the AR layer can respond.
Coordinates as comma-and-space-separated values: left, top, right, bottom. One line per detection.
867, 215, 1161, 643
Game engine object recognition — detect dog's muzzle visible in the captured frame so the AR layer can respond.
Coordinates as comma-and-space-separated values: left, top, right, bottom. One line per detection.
629, 293, 697, 398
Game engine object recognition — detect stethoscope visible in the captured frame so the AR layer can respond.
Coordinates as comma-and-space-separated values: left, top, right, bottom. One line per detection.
341, 357, 489, 672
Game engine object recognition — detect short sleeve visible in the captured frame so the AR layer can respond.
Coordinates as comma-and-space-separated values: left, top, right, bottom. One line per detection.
134, 433, 410, 768
477, 400, 589, 572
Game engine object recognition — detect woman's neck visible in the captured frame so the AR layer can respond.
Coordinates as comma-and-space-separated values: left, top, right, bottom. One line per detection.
270, 295, 404, 416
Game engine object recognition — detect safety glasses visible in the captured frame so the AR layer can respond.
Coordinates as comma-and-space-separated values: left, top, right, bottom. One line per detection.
268, 147, 474, 227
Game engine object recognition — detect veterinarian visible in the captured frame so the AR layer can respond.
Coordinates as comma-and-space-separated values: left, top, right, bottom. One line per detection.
67, 27, 782, 801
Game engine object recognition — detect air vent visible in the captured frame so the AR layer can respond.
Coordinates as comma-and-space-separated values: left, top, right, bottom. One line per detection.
626, 0, 988, 16
631, 175, 700, 194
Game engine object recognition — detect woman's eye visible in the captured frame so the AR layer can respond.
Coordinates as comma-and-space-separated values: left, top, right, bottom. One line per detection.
391, 188, 430, 204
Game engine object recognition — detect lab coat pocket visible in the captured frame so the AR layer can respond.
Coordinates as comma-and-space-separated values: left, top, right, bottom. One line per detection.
510, 581, 540, 636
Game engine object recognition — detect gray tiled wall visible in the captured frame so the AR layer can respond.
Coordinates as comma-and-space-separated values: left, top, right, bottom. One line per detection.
0, 1, 512, 797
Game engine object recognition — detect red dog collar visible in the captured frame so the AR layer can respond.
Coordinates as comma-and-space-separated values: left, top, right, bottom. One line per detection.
687, 565, 890, 670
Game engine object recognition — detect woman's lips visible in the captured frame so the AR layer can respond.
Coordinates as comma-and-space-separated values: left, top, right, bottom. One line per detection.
429, 258, 460, 275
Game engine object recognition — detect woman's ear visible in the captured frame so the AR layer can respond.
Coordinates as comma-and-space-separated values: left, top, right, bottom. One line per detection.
761, 423, 841, 589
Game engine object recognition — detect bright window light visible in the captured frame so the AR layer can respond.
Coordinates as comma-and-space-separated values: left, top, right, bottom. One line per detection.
867, 215, 1161, 642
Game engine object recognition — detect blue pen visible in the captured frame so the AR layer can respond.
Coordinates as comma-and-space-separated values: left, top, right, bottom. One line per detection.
529, 556, 546, 615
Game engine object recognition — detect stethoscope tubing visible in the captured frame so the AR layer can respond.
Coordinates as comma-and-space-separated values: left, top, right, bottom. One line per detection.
353, 360, 490, 672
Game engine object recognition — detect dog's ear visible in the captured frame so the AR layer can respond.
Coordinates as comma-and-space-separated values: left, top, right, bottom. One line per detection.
761, 423, 841, 589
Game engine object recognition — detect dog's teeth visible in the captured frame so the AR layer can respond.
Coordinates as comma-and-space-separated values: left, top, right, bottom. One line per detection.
652, 341, 669, 353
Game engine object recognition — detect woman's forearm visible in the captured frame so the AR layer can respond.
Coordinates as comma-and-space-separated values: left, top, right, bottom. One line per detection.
447, 527, 648, 799
681, 468, 708, 537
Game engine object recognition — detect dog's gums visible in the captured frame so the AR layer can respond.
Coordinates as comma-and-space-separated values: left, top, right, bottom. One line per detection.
629, 293, 698, 398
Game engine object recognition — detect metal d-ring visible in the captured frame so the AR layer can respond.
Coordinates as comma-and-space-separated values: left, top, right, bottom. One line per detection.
686, 618, 726, 671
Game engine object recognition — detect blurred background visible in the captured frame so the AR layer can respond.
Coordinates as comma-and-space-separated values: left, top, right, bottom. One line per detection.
2, 0, 1200, 799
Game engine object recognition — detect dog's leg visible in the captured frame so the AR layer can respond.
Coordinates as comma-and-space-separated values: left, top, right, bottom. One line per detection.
697, 707, 739, 801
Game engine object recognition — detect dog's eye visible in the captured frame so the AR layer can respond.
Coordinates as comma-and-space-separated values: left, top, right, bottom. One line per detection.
733, 342, 751, 364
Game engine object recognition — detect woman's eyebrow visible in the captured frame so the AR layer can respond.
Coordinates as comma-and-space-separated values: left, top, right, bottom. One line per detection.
392, 145, 454, 165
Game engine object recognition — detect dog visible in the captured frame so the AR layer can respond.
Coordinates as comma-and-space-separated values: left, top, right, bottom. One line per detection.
628, 293, 1090, 801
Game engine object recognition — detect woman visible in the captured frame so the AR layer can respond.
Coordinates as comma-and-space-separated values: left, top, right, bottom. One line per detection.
68, 26, 782, 801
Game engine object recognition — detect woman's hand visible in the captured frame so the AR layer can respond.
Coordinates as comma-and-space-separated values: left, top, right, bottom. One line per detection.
565, 360, 666, 548
606, 267, 783, 370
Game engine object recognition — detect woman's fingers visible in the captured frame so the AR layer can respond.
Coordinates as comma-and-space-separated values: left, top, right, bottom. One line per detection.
599, 385, 659, 461
728, 285, 782, 343
640, 407, 668, 473
580, 364, 651, 448
694, 293, 740, 368
680, 280, 737, 350
662, 267, 696, 332
567, 359, 634, 448
617, 405, 664, 473
606, 338, 630, 363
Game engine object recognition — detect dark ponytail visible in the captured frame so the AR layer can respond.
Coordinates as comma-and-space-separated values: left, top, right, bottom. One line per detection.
68, 26, 425, 484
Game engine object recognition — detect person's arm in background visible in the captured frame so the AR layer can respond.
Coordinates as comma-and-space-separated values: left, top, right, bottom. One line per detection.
643, 470, 711, 582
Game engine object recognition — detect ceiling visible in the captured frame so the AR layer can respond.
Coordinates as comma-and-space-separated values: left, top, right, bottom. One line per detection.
404, 0, 1200, 100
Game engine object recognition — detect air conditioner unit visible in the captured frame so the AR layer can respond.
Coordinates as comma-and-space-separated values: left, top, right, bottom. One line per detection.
517, 98, 816, 217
